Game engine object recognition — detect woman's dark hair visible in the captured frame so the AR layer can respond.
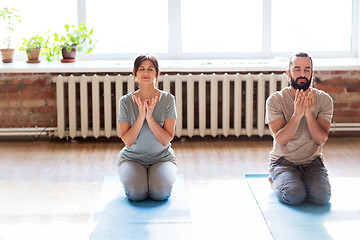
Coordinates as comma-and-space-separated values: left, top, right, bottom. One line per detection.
133, 53, 160, 77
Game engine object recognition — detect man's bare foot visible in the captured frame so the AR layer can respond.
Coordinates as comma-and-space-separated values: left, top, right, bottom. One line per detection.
268, 175, 275, 190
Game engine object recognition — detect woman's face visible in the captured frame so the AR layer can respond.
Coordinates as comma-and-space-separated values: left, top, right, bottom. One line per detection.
135, 59, 158, 85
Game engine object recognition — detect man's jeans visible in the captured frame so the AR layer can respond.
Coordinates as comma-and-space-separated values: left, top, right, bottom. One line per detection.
270, 157, 331, 205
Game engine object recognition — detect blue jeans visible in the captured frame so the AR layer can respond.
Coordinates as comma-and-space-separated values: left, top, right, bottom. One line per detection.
269, 157, 331, 205
117, 158, 177, 201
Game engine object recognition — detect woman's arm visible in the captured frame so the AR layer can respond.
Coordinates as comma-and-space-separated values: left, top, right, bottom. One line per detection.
119, 118, 144, 147
119, 95, 146, 147
145, 95, 176, 146
146, 117, 176, 146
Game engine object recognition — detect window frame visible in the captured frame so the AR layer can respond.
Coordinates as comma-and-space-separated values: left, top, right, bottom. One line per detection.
15, 0, 360, 60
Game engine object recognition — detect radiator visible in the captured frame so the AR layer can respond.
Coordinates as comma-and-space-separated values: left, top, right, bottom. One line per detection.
53, 73, 289, 139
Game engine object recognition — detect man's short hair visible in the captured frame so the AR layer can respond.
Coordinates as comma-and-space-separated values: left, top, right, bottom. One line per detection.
288, 52, 313, 70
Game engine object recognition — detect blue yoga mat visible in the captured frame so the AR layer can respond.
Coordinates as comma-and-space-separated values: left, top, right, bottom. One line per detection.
246, 174, 360, 240
188, 179, 273, 240
90, 175, 192, 240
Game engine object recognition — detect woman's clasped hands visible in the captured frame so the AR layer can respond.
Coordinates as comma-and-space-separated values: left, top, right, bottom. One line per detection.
133, 94, 159, 121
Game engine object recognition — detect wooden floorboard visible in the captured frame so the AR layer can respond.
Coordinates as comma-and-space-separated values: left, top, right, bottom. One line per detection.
0, 136, 359, 239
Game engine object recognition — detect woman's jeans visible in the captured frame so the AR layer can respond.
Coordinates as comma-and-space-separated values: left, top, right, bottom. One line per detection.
117, 158, 177, 201
269, 157, 331, 205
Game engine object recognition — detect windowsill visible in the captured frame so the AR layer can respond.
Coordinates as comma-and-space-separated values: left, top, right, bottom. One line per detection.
1, 58, 360, 73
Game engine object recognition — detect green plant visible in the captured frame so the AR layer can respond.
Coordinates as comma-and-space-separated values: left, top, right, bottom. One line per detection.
19, 34, 47, 59
0, 8, 21, 49
19, 34, 44, 51
52, 22, 96, 58
42, 31, 58, 61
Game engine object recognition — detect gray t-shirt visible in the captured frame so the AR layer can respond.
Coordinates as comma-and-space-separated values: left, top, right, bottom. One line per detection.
265, 87, 333, 165
117, 91, 177, 166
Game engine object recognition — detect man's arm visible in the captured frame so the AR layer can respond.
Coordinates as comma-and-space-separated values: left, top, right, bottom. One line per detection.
305, 116, 330, 146
304, 89, 330, 146
268, 115, 302, 147
268, 89, 306, 147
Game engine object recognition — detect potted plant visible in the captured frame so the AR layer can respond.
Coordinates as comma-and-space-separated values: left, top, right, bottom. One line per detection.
19, 34, 46, 63
0, 8, 21, 63
52, 23, 96, 63
42, 31, 59, 62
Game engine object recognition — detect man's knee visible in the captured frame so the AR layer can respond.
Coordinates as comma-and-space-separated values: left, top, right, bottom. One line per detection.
275, 183, 307, 205
307, 184, 331, 205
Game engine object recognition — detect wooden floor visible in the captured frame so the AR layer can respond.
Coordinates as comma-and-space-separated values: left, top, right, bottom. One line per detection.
0, 136, 359, 240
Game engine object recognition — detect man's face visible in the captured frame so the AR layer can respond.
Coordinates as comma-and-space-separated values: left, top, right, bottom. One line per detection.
288, 56, 313, 91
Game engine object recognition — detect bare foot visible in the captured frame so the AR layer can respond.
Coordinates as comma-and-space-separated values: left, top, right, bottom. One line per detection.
268, 175, 275, 190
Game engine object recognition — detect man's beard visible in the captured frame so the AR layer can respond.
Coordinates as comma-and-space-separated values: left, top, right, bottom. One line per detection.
290, 74, 312, 91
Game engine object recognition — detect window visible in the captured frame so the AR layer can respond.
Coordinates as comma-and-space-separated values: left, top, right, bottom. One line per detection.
181, 0, 263, 53
271, 0, 353, 54
0, 0, 77, 50
1, 0, 358, 60
87, 0, 168, 55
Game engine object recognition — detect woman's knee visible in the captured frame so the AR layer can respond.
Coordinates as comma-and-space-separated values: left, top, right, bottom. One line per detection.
148, 170, 175, 200
149, 181, 174, 201
124, 183, 148, 201
148, 162, 177, 201
118, 160, 148, 201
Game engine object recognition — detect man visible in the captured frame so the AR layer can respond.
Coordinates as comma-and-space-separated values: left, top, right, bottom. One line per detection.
265, 52, 333, 205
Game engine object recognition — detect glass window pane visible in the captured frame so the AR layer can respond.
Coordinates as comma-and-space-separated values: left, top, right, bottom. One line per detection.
272, 0, 353, 52
87, 0, 168, 54
0, 0, 77, 51
181, 0, 263, 53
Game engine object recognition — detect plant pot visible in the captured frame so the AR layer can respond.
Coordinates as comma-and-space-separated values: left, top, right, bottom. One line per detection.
26, 48, 41, 63
0, 48, 15, 63
61, 45, 77, 63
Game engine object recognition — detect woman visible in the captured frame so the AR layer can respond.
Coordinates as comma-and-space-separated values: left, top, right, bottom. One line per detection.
117, 53, 177, 201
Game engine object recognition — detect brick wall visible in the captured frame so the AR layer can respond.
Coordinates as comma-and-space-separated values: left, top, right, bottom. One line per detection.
314, 71, 360, 124
0, 70, 359, 131
0, 73, 57, 128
